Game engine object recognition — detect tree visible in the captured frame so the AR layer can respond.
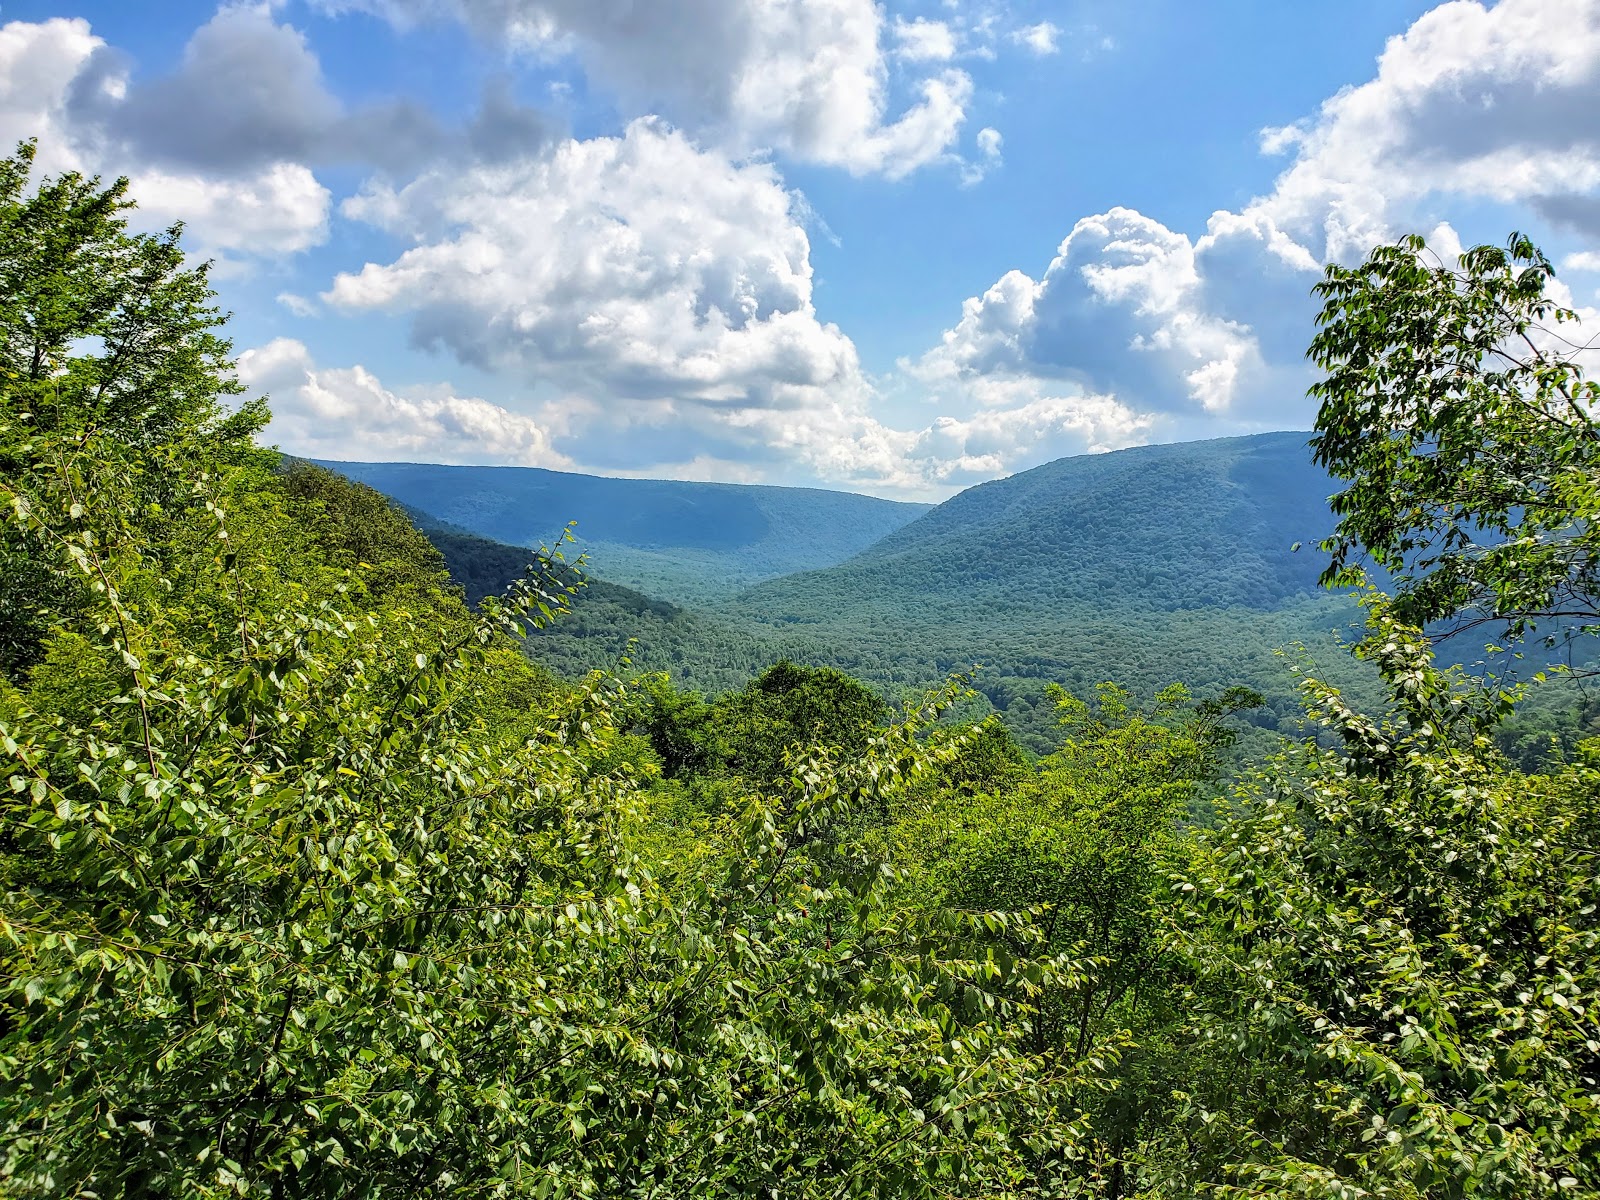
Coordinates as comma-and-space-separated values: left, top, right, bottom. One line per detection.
1309, 232, 1600, 650
712, 659, 892, 792
0, 144, 1101, 1200
0, 139, 266, 674
890, 681, 1261, 1196
1165, 596, 1600, 1198
274, 461, 455, 604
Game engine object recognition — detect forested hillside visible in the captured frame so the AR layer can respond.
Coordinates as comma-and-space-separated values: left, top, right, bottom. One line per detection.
405, 432, 1569, 758
420, 513, 1373, 757
321, 459, 930, 602
716, 433, 1370, 751
743, 431, 1339, 617
413, 511, 799, 692
4, 147, 1599, 1199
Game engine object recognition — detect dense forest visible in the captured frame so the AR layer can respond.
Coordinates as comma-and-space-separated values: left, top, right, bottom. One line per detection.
3, 144, 1599, 1198
399, 445, 1593, 767
342, 425, 1596, 765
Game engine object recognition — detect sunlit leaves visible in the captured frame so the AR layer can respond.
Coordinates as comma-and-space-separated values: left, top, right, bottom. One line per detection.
1309, 232, 1600, 650
1170, 597, 1600, 1197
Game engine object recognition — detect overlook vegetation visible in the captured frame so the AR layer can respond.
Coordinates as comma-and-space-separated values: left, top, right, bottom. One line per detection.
2, 143, 1599, 1199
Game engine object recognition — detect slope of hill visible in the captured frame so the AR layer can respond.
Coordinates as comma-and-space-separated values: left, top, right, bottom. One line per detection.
390, 433, 1556, 759
735, 432, 1339, 621
317, 461, 931, 603
707, 433, 1391, 754
409, 512, 828, 694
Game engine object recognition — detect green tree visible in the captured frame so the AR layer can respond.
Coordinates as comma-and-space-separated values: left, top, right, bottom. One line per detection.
1309, 232, 1600, 648
630, 672, 727, 780
0, 139, 266, 674
890, 681, 1260, 1195
1164, 597, 1600, 1197
712, 659, 892, 792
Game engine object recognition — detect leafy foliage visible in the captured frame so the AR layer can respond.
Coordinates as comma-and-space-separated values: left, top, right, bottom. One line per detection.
1311, 233, 1600, 646
0, 138, 267, 674
1, 348, 1096, 1200
1166, 597, 1600, 1197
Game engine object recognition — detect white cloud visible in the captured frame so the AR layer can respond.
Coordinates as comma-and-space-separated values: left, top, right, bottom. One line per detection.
277, 292, 319, 317
238, 336, 1150, 498
893, 16, 957, 62
910, 0, 1600, 443
0, 15, 331, 259
328, 119, 859, 410
261, 104, 1152, 496
0, 16, 100, 177
904, 384, 1152, 482
2, 11, 1134, 495
663, 379, 1151, 495
1249, 0, 1600, 259
318, 118, 1146, 493
1012, 21, 1061, 56
137, 162, 330, 257
318, 0, 974, 178
240, 338, 570, 467
911, 208, 1274, 419
959, 124, 1003, 185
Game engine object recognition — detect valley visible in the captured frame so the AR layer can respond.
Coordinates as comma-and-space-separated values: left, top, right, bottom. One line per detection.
348, 432, 1410, 755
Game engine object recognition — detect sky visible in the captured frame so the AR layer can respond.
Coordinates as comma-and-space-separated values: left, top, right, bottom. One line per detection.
3, 0, 1600, 499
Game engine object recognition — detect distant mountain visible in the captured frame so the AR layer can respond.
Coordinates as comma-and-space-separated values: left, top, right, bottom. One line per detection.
317, 461, 930, 603
712, 433, 1391, 754
735, 432, 1340, 620
378, 434, 1544, 758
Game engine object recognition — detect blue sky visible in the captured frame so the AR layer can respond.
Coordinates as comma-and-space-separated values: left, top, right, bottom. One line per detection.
4, 0, 1598, 496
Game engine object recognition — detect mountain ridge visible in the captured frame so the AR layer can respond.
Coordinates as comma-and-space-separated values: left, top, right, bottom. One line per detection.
731, 431, 1338, 618
317, 459, 931, 602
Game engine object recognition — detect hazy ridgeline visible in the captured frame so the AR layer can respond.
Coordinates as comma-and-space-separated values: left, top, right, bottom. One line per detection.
371, 433, 1584, 764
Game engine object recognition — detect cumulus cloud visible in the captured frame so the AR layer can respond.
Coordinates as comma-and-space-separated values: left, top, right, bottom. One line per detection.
0, 16, 101, 177
910, 0, 1600, 439
327, 119, 861, 409
0, 7, 562, 260
0, 14, 331, 258
901, 384, 1151, 482
238, 336, 1148, 497
71, 4, 345, 173
317, 0, 974, 178
911, 208, 1281, 421
1, 9, 1136, 494
71, 4, 556, 176
893, 16, 957, 62
240, 338, 571, 467
316, 118, 1123, 491
576, 384, 1151, 495
1250, 0, 1600, 259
